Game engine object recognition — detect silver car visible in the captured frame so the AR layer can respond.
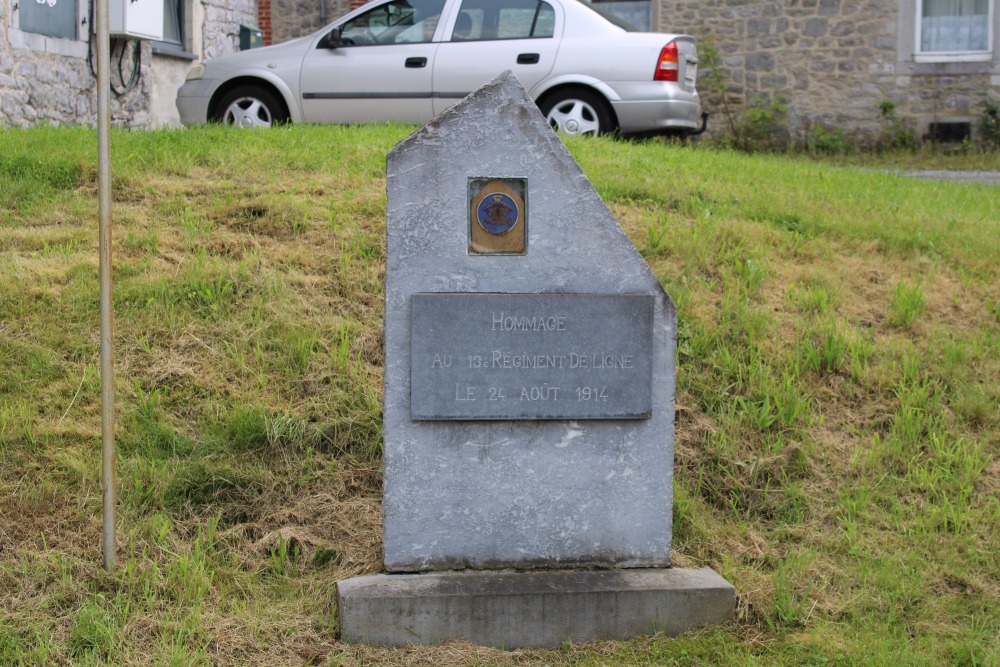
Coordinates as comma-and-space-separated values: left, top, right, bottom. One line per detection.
176, 0, 702, 137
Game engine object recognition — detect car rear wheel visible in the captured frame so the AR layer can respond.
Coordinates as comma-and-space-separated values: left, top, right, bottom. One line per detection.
214, 86, 288, 128
539, 88, 615, 137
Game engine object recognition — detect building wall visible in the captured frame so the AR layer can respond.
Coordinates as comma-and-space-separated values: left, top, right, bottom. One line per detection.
1, 0, 152, 126
203, 0, 258, 59
1, 0, 255, 128
659, 0, 1000, 142
264, 0, 358, 46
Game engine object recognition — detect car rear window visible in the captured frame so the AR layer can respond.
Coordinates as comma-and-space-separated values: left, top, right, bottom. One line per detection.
573, 0, 639, 31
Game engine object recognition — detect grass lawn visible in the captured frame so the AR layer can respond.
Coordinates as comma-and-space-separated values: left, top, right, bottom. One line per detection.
797, 145, 1000, 172
0, 125, 997, 666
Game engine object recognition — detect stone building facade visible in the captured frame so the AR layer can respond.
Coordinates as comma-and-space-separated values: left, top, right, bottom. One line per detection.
1, 0, 256, 127
658, 0, 1000, 142
260, 0, 360, 46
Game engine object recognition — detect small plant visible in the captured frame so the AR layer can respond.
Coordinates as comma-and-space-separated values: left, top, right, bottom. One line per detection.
40, 239, 85, 258
794, 322, 846, 375
68, 599, 123, 660
128, 469, 157, 510
187, 276, 233, 310
180, 207, 213, 242
978, 91, 1000, 148
124, 230, 159, 255
736, 258, 765, 292
0, 403, 13, 440
291, 212, 308, 235
809, 124, 853, 155
645, 223, 670, 256
313, 547, 340, 567
820, 324, 847, 374
737, 95, 789, 152
877, 99, 918, 151
735, 395, 778, 432
339, 223, 381, 272
889, 282, 927, 328
767, 562, 812, 631
135, 382, 162, 420
693, 33, 740, 140
691, 34, 790, 152
847, 326, 876, 383
269, 533, 301, 576
786, 281, 835, 315
287, 328, 319, 373
167, 550, 214, 605
771, 373, 810, 430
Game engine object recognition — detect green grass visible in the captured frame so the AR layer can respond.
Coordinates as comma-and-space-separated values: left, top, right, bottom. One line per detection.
1, 125, 998, 666
798, 143, 1000, 171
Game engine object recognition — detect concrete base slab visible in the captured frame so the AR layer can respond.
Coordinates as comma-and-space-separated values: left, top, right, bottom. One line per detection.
338, 568, 734, 648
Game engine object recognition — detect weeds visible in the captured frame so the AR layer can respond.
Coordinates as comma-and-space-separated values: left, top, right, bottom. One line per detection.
793, 321, 847, 376
694, 34, 790, 152
808, 124, 853, 155
877, 99, 918, 151
735, 258, 765, 292
889, 281, 928, 328
786, 280, 835, 315
69, 597, 127, 660
269, 534, 301, 577
767, 562, 812, 631
978, 90, 1000, 148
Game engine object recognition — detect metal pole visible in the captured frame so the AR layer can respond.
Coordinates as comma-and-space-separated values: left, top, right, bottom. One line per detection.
96, 0, 116, 572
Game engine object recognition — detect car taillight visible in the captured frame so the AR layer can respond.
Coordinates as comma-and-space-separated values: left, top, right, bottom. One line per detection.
654, 43, 679, 82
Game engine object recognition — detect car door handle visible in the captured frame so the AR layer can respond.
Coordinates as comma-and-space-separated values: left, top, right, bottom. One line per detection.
517, 53, 540, 65
405, 57, 428, 68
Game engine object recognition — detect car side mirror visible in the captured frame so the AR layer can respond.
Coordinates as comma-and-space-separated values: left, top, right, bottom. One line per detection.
318, 27, 343, 49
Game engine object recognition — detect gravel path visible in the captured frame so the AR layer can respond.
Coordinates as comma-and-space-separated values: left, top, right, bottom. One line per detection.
900, 170, 1000, 185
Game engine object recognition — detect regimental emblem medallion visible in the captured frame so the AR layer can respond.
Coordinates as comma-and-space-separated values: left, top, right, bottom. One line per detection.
477, 192, 519, 235
468, 178, 527, 255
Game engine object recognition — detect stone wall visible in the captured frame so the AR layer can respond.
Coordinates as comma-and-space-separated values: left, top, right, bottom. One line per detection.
269, 0, 353, 45
203, 0, 259, 59
660, 0, 999, 143
0, 25, 152, 127
1, 0, 255, 128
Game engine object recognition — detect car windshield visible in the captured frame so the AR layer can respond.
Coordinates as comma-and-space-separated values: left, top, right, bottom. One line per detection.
573, 0, 639, 31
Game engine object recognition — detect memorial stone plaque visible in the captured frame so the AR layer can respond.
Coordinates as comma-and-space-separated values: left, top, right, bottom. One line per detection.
410, 293, 653, 420
338, 72, 734, 648
380, 72, 677, 573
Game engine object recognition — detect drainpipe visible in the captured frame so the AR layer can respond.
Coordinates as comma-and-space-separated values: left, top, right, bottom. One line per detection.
320, 0, 327, 24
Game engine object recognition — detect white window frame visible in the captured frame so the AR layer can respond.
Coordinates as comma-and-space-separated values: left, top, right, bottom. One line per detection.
914, 0, 994, 62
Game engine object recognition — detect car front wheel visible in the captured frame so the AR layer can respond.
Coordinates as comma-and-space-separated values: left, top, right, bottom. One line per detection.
539, 88, 615, 137
213, 86, 288, 128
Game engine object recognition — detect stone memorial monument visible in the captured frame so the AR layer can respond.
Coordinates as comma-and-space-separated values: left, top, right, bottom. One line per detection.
337, 72, 734, 648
